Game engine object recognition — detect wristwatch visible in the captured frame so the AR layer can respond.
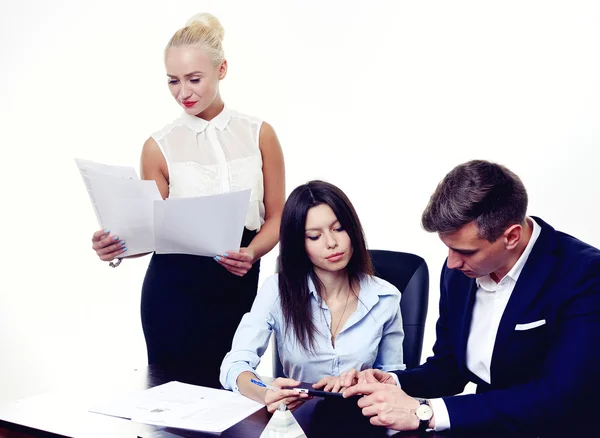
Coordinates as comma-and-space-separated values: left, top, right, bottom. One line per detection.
415, 399, 433, 432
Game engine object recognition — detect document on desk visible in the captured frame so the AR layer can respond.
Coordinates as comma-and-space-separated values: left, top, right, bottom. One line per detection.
89, 381, 264, 433
76, 158, 251, 257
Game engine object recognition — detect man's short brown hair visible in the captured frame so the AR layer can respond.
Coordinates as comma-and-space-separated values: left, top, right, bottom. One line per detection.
421, 160, 528, 242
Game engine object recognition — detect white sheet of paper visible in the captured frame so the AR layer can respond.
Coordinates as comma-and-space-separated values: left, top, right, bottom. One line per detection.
76, 159, 162, 256
76, 159, 251, 257
154, 189, 251, 257
76, 158, 140, 227
75, 158, 139, 180
88, 177, 160, 256
89, 381, 264, 433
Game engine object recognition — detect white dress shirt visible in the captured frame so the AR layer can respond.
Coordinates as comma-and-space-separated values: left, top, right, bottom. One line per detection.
151, 106, 265, 231
220, 274, 405, 392
429, 218, 542, 431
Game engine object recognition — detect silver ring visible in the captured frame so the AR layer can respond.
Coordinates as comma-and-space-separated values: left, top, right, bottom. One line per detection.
109, 258, 122, 268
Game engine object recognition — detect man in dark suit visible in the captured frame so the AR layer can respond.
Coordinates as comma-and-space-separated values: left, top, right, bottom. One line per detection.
342, 160, 600, 437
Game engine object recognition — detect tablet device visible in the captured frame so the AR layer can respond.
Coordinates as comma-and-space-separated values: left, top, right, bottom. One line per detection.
296, 388, 344, 398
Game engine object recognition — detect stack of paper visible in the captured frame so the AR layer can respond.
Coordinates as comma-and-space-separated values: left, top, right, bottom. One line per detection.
89, 381, 264, 433
76, 158, 251, 257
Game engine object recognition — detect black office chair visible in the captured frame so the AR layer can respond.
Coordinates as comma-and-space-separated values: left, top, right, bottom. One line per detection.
272, 249, 429, 377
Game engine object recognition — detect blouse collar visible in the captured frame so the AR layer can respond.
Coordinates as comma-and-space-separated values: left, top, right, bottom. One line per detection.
180, 105, 232, 133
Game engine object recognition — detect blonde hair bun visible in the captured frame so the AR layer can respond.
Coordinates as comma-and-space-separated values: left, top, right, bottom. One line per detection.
185, 12, 225, 43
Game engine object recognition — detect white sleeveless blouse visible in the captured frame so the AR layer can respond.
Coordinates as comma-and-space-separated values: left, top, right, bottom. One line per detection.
151, 107, 265, 231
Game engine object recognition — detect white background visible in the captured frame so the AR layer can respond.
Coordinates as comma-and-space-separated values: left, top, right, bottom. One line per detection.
1, 0, 599, 403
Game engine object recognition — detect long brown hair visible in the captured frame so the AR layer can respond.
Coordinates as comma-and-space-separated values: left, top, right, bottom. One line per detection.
278, 180, 374, 353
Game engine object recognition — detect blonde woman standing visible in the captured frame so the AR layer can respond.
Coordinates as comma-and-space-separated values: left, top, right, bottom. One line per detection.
90, 13, 285, 378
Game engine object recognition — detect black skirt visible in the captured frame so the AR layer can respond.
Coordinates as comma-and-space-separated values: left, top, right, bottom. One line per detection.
140, 229, 260, 379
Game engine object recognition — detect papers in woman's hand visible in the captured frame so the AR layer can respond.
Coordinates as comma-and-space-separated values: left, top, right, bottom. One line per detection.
76, 158, 251, 257
153, 191, 251, 256
77, 158, 161, 256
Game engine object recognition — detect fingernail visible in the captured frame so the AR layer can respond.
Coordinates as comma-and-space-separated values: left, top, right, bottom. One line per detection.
104, 229, 110, 234
222, 253, 229, 257
113, 236, 119, 241
214, 256, 221, 261
120, 240, 126, 246
122, 247, 127, 252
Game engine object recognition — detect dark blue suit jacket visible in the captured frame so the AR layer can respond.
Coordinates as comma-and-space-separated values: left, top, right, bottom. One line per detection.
394, 217, 600, 436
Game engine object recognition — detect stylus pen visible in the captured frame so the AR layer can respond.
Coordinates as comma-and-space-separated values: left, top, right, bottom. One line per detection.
250, 378, 286, 392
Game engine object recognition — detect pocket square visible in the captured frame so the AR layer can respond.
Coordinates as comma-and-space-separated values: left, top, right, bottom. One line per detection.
515, 319, 546, 331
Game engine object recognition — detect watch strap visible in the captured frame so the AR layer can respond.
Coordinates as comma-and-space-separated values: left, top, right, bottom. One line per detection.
418, 399, 431, 432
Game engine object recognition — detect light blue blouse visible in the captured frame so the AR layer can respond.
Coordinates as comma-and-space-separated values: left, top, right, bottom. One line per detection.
220, 274, 406, 392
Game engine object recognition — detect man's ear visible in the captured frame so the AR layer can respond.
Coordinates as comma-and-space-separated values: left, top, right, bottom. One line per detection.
218, 59, 228, 80
504, 224, 522, 250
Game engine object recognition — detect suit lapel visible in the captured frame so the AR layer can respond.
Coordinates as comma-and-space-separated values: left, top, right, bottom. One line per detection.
489, 218, 558, 380
457, 276, 478, 373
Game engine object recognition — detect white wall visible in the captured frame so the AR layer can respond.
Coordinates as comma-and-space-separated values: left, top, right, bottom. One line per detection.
1, 0, 599, 403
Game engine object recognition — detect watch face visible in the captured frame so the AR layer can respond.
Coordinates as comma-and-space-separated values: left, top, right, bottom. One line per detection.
416, 404, 433, 421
